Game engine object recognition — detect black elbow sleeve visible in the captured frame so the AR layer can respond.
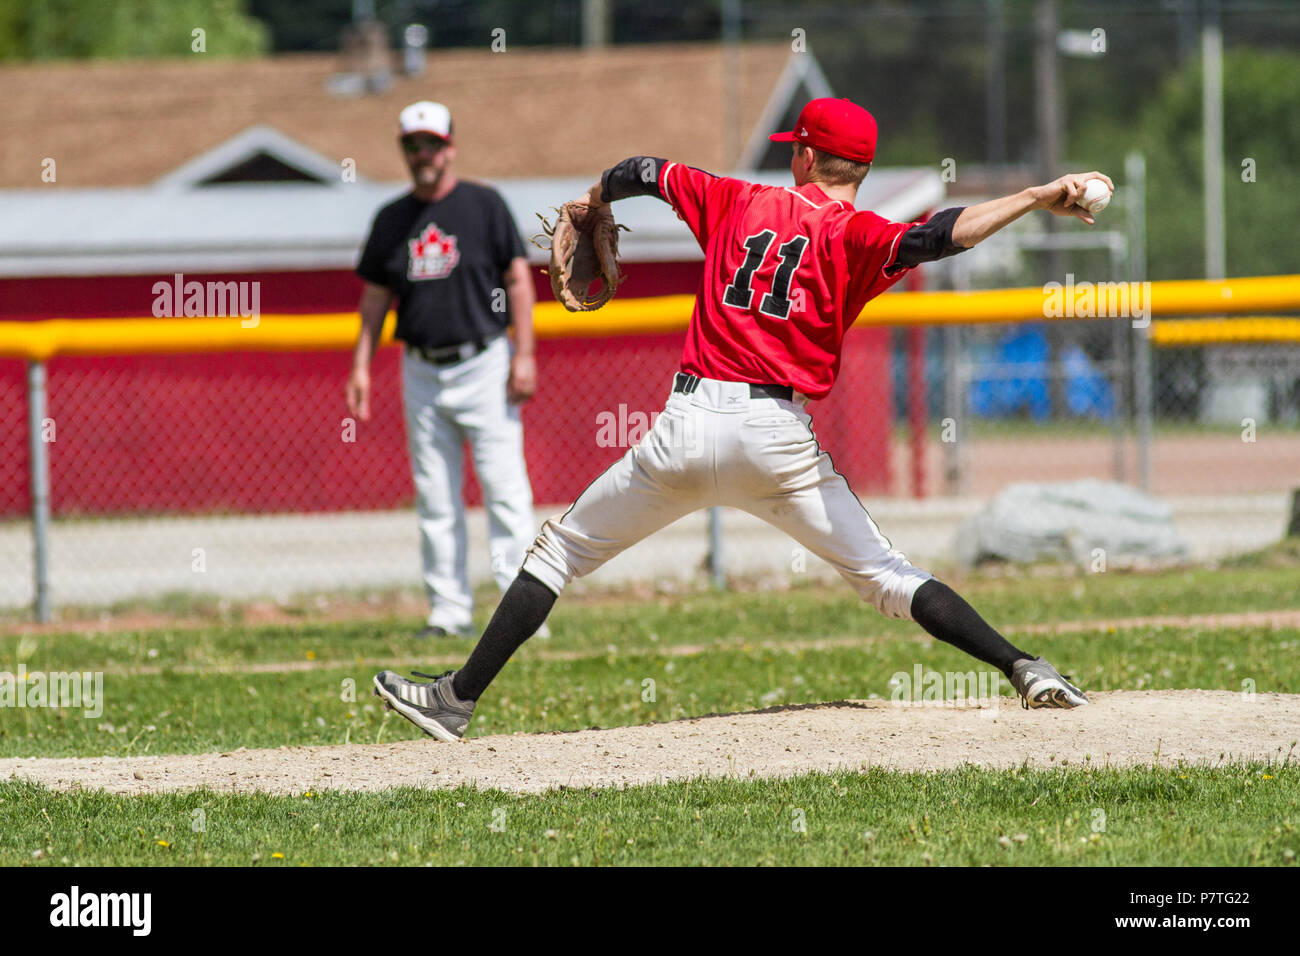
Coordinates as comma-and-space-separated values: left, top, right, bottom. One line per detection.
891, 206, 966, 271
601, 157, 668, 202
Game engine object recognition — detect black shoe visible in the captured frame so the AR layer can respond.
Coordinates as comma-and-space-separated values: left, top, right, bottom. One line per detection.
372, 670, 474, 741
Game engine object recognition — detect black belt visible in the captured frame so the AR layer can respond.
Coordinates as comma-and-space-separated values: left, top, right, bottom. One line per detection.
406, 336, 497, 367
673, 372, 793, 402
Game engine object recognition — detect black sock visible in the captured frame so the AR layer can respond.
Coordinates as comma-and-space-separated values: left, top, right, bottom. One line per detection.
452, 571, 557, 701
909, 579, 1033, 677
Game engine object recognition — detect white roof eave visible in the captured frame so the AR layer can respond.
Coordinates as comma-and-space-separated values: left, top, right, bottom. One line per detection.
0, 170, 945, 277
153, 125, 369, 188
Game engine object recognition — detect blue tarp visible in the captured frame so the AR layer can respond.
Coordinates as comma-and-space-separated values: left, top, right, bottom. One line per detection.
969, 326, 1114, 420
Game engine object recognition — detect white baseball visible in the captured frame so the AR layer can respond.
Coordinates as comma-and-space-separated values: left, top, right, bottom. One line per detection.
1079, 178, 1112, 214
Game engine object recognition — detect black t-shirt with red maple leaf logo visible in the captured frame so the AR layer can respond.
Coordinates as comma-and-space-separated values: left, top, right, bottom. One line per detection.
357, 181, 526, 350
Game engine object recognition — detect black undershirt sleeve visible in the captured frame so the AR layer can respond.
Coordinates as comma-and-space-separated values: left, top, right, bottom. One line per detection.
601, 157, 669, 202
889, 206, 967, 273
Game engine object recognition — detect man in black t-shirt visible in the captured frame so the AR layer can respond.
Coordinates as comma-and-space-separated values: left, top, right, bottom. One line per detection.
347, 101, 544, 639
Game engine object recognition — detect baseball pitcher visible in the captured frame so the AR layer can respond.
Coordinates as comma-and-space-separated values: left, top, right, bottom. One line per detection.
374, 97, 1110, 739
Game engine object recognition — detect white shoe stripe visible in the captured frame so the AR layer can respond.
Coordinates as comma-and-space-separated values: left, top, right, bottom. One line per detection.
374, 676, 462, 742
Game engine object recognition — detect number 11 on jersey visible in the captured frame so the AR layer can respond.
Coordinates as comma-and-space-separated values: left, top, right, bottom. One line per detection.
723, 231, 810, 320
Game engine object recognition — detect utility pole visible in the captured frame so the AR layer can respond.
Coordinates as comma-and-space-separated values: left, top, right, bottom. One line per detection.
722, 0, 742, 170
1202, 0, 1226, 280
986, 0, 1008, 190
1035, 0, 1067, 415
1034, 0, 1063, 197
582, 0, 610, 48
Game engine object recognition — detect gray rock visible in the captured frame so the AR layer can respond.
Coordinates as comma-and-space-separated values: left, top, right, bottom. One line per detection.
955, 479, 1189, 568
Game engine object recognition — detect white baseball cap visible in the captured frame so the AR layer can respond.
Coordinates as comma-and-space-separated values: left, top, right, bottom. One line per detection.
398, 101, 453, 141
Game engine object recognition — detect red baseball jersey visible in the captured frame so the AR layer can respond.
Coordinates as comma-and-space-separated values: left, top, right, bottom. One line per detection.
660, 161, 914, 400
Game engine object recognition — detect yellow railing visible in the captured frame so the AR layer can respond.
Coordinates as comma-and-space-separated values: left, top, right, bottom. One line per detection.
868, 273, 1299, 326
1149, 317, 1300, 346
2, 274, 1297, 360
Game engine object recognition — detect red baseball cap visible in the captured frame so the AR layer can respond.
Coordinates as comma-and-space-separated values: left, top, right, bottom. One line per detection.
769, 98, 877, 163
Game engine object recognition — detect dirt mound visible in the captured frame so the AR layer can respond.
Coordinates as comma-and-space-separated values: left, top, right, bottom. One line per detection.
3, 690, 1296, 796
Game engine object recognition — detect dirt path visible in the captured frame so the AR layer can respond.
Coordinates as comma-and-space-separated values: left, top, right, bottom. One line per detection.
4, 691, 1296, 796
898, 434, 1300, 497
89, 607, 1300, 677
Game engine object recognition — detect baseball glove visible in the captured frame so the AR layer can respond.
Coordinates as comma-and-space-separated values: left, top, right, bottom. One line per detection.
534, 201, 627, 311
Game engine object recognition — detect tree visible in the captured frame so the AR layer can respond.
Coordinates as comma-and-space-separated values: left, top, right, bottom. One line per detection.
0, 0, 268, 61
1093, 50, 1300, 280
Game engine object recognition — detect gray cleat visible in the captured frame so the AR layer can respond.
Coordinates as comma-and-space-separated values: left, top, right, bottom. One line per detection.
415, 624, 475, 639
373, 669, 474, 741
1010, 657, 1088, 709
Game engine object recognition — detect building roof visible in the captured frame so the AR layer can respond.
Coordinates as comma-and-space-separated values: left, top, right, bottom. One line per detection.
1, 42, 810, 189
0, 169, 946, 277
0, 42, 950, 278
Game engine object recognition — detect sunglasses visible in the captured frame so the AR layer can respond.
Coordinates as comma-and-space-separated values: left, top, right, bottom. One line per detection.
401, 136, 448, 154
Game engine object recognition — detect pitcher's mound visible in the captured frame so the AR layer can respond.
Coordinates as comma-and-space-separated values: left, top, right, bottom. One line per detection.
3, 690, 1296, 796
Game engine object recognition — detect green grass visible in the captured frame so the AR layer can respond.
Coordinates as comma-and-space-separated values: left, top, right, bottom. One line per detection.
5, 562, 1300, 674
3, 563, 1298, 865
1, 620, 1295, 759
2, 765, 1295, 866
1223, 536, 1300, 569
2, 568, 1298, 758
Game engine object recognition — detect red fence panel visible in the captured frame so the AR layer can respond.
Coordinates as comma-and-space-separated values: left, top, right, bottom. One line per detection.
1, 329, 894, 517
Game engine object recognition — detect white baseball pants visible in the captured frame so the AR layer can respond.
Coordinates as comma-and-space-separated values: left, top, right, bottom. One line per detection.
402, 337, 537, 631
523, 375, 932, 620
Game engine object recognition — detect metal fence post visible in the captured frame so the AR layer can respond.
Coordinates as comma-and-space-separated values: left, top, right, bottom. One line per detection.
1108, 233, 1129, 483
27, 360, 51, 622
945, 258, 973, 495
906, 269, 928, 498
707, 506, 725, 589
1134, 324, 1154, 493
1126, 151, 1151, 491
943, 325, 964, 494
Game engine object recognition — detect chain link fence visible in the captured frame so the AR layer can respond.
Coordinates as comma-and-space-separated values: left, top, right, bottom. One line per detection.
6, 160, 1300, 622
910, 321, 1300, 498
5, 306, 1298, 620
1, 326, 902, 615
